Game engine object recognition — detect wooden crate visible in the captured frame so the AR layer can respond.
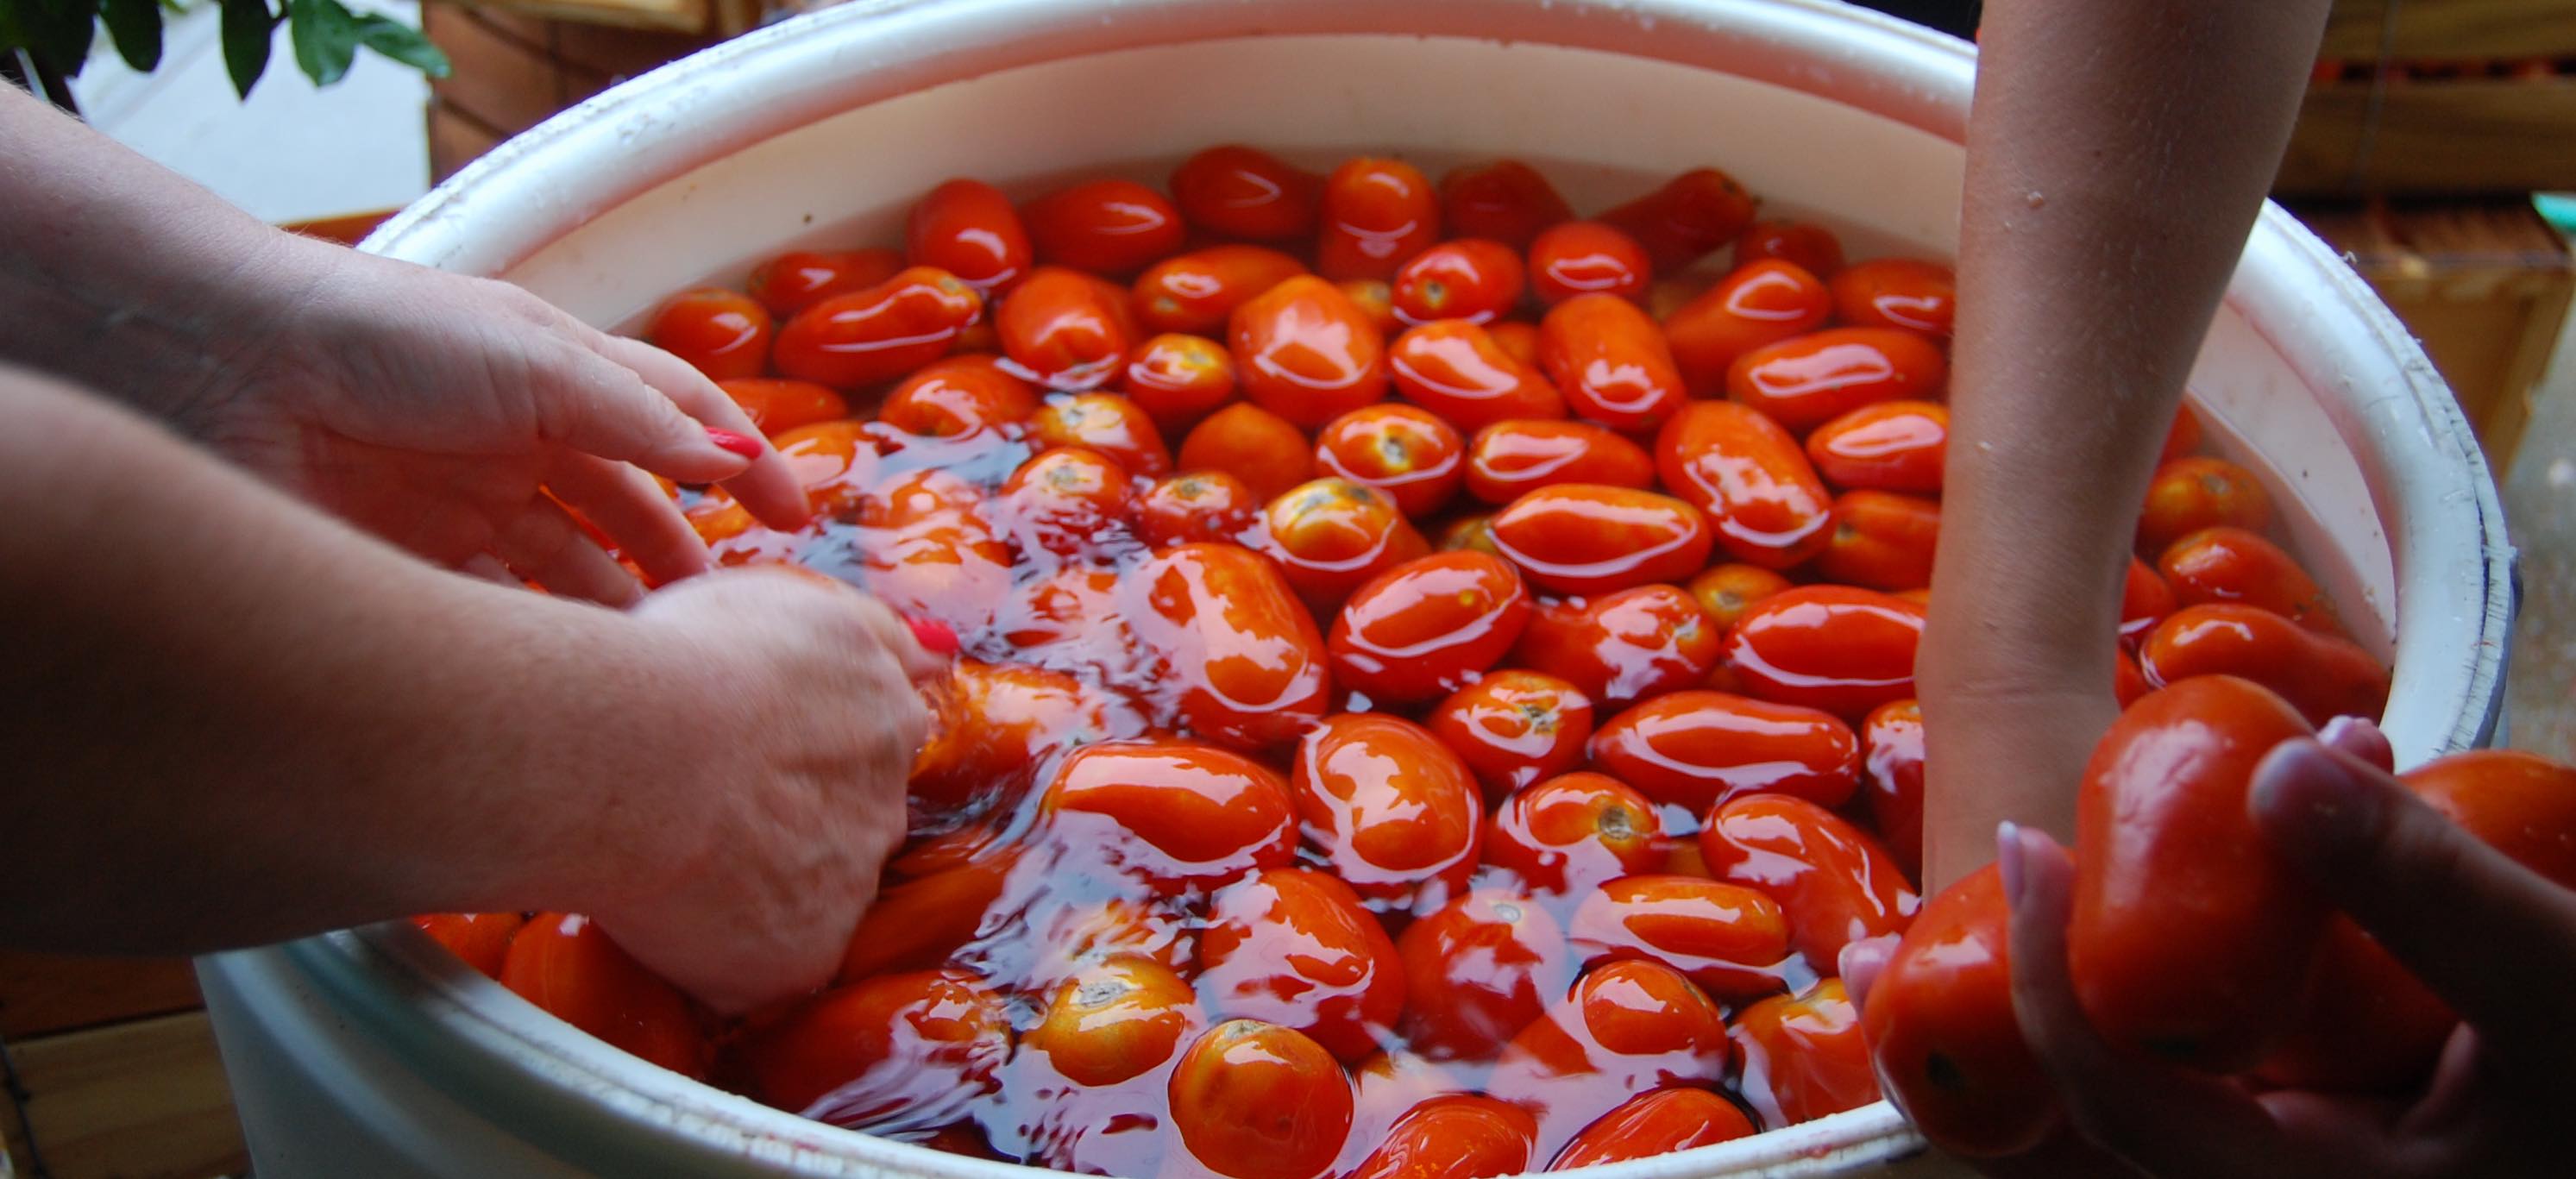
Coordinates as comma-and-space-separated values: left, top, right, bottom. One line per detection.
424, 3, 725, 182
1, 953, 242, 1179
2284, 0, 2576, 195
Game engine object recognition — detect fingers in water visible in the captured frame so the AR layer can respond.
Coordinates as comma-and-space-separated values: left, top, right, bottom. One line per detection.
545, 452, 711, 589
491, 493, 644, 607
591, 335, 812, 531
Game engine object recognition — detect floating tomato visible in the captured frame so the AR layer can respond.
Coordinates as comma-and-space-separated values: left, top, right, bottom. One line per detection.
1590, 690, 1860, 813
1425, 671, 1597, 800
1329, 552, 1532, 706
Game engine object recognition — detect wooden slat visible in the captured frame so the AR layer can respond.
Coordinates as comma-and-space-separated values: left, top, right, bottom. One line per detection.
459, 0, 709, 34
0, 953, 201, 1040
1, 1012, 246, 1179
2279, 78, 2576, 196
2322, 0, 2576, 61
427, 4, 599, 138
430, 101, 512, 183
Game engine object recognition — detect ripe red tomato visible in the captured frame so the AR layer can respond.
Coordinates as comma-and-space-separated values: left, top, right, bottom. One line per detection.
1230, 275, 1392, 429
1387, 322, 1567, 432
2137, 604, 2389, 727
834, 853, 1015, 981
1485, 959, 1729, 1150
1814, 490, 1941, 592
1120, 543, 1332, 749
1662, 259, 1834, 394
1512, 585, 1722, 707
1731, 980, 1876, 1128
1350, 1094, 1537, 1179
1462, 420, 1653, 505
1260, 478, 1430, 608
1178, 403, 1316, 502
1859, 699, 1926, 880
1029, 392, 1172, 476
877, 355, 1040, 438
412, 912, 525, 979
1169, 1019, 1355, 1179
908, 659, 1139, 809
1487, 484, 1712, 596
1566, 875, 1791, 1001
2163, 402, 2205, 465
501, 913, 706, 1076
1700, 794, 1919, 968
1134, 245, 1309, 336
998, 447, 1135, 556
1732, 220, 1845, 277
907, 178, 1034, 292
859, 515, 1015, 634
1538, 293, 1687, 431
1318, 157, 1443, 281
1483, 771, 1664, 895
2406, 749, 2576, 889
1019, 894, 1200, 994
1546, 1088, 1756, 1170
1328, 552, 1532, 706
1440, 160, 1574, 249
2253, 916, 2456, 1094
775, 267, 983, 388
1171, 145, 1322, 242
2120, 554, 2178, 645
998, 564, 1127, 663
1040, 739, 1301, 889
1023, 179, 1186, 278
999, 267, 1137, 390
1487, 322, 1542, 369
1829, 257, 1955, 336
1338, 279, 1400, 336
1198, 869, 1406, 1062
1805, 399, 1947, 493
1862, 864, 2058, 1157
757, 418, 883, 517
1121, 333, 1239, 431
1135, 471, 1260, 549
1025, 956, 1203, 1087
1396, 891, 1574, 1061
1687, 562, 1793, 635
1655, 400, 1834, 569
2138, 456, 2274, 553
1720, 586, 1926, 719
1598, 167, 1757, 271
1439, 515, 1501, 556
2158, 525, 2347, 637
1725, 327, 1947, 434
1526, 222, 1653, 306
1590, 690, 1860, 812
1350, 1052, 1471, 1147
650, 287, 774, 381
2070, 675, 2325, 1072
1291, 714, 1486, 901
747, 248, 904, 317
737, 969, 1008, 1123
1391, 239, 1527, 325
1425, 671, 1597, 799
1315, 404, 1467, 518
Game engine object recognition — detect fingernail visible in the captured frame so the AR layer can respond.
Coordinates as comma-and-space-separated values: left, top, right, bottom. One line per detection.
2250, 738, 2379, 856
2319, 716, 2361, 746
1996, 820, 2026, 905
902, 613, 959, 656
706, 428, 764, 460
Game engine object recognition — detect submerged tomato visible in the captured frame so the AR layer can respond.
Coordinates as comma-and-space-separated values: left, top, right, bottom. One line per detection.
1121, 332, 1240, 430
1425, 671, 1597, 800
1815, 490, 1941, 592
1318, 157, 1442, 281
1597, 166, 1757, 271
1720, 586, 1926, 719
1700, 794, 1919, 968
1440, 160, 1574, 249
1000, 267, 1138, 390
1025, 956, 1203, 1088
907, 178, 1033, 292
1198, 869, 1406, 1062
1805, 399, 1947, 494
1538, 293, 1687, 431
1392, 239, 1528, 325
834, 852, 1015, 983
1023, 179, 1186, 278
1351, 1094, 1537, 1179
2157, 525, 2346, 637
1261, 478, 1430, 607
1526, 222, 1652, 306
719, 378, 850, 437
2120, 555, 2178, 646
1547, 1088, 1756, 1170
1655, 400, 1835, 569
2138, 456, 2274, 553
1726, 327, 1947, 434
1231, 276, 1392, 429
737, 969, 1008, 1125
1120, 543, 1332, 749
1828, 258, 1954, 336
1732, 220, 1845, 277
1487, 484, 1712, 596
1590, 690, 1860, 813
1179, 402, 1316, 502
1291, 714, 1486, 901
1040, 739, 1301, 890
1397, 891, 1574, 1061
775, 267, 983, 388
1171, 145, 1322, 241
998, 446, 1135, 556
1168, 1019, 1354, 1179
1483, 771, 1665, 895
1134, 245, 1309, 336
650, 288, 773, 381
414, 912, 525, 980
1030, 392, 1172, 476
748, 248, 904, 317
1463, 420, 1653, 505
1135, 470, 1260, 549
1388, 322, 1568, 433
909, 659, 1139, 809
1485, 959, 1730, 1154
1512, 586, 1722, 707
1731, 980, 1877, 1128
1329, 551, 1532, 706
502, 913, 707, 1078
1566, 875, 1791, 1001
1662, 260, 1832, 392
1862, 864, 2058, 1157
1859, 699, 1927, 880
1687, 563, 1794, 634
1316, 404, 1467, 517
878, 357, 1040, 438
2138, 604, 2389, 727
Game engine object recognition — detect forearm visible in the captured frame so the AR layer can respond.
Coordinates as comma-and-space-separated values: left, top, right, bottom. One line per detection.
1919, 0, 2328, 884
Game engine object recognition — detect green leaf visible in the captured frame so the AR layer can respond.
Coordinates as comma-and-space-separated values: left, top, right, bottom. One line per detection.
99, 0, 162, 72
21, 0, 101, 79
286, 0, 356, 87
351, 12, 446, 78
218, 0, 275, 97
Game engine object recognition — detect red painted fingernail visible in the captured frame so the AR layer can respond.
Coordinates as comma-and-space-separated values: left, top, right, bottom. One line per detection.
706, 428, 764, 460
903, 613, 959, 656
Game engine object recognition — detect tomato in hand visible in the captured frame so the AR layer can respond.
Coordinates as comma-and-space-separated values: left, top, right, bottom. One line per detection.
2406, 749, 2576, 889
1720, 586, 1926, 719
1171, 145, 1322, 242
1700, 794, 1919, 968
1462, 420, 1653, 505
1512, 585, 1721, 707
1040, 739, 1302, 890
2137, 455, 2273, 553
1120, 543, 1332, 749
1397, 890, 1574, 1061
1328, 551, 1532, 706
1440, 160, 1574, 249
1487, 484, 1712, 596
909, 659, 1138, 810
878, 356, 1040, 438
1598, 167, 1757, 271
775, 267, 983, 388
503, 914, 709, 1077
1121, 333, 1239, 431
1730, 980, 1877, 1128
1000, 267, 1137, 390
413, 912, 525, 980
1861, 864, 2058, 1157
1030, 392, 1172, 476
1351, 1094, 1537, 1179
1387, 321, 1566, 433
1318, 157, 1442, 281
1291, 714, 1486, 901
1134, 245, 1309, 336
1025, 956, 1203, 1087
1859, 699, 1926, 880
2157, 525, 2346, 637
1135, 470, 1260, 549
1425, 671, 1596, 800
1591, 690, 1860, 812
998, 447, 1135, 557
1655, 400, 1834, 569
748, 248, 904, 317
1566, 875, 1791, 1001
1827, 258, 1954, 336
1538, 293, 1687, 431
2252, 916, 2456, 1094
1260, 478, 1430, 607
1805, 399, 1947, 494
1392, 239, 1526, 325
1687, 562, 1793, 635
1315, 404, 1467, 518
1483, 771, 1665, 895
1814, 490, 1940, 592
1725, 327, 1946, 435
1662, 260, 1832, 392
737, 969, 1008, 1124
1526, 222, 1652, 306
1546, 1088, 1756, 1170
1198, 869, 1405, 1062
1732, 220, 1845, 277
1230, 275, 1392, 429
1168, 1019, 1354, 1179
1178, 403, 1316, 501
908, 179, 1034, 292
650, 288, 774, 381
1023, 179, 1186, 278
2137, 604, 2389, 727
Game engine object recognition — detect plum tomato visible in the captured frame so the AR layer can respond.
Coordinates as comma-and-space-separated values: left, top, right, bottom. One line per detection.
748, 248, 904, 317
1730, 980, 1877, 1129
1392, 239, 1527, 325
1169, 1019, 1355, 1179
1828, 257, 1954, 336
1178, 402, 1316, 502
999, 564, 1128, 663
1814, 490, 1940, 593
2137, 604, 2389, 727
501, 913, 707, 1077
909, 659, 1140, 810
1725, 327, 1947, 435
1700, 794, 1919, 968
719, 377, 849, 437
1018, 894, 1201, 994
1538, 293, 1687, 431
775, 267, 983, 389
2406, 749, 2576, 890
1590, 690, 1860, 813
1350, 1094, 1537, 1179
1597, 167, 1758, 272
1171, 145, 1322, 241
2162, 402, 2205, 465
1662, 260, 1831, 393
907, 179, 1033, 293
1387, 321, 1567, 433
649, 287, 773, 381
1426, 671, 1597, 800
1526, 222, 1652, 306
1318, 157, 1442, 282
1134, 245, 1309, 336
1546, 1088, 1756, 1170
1511, 586, 1721, 708
1000, 268, 1138, 391
1198, 869, 1406, 1063
1339, 279, 1400, 336
1731, 220, 1845, 277
1687, 563, 1794, 635
2252, 916, 2456, 1095
1260, 478, 1430, 608
2120, 555, 2178, 646
1230, 275, 1392, 429
2157, 525, 2346, 637
877, 358, 1040, 438
1291, 714, 1486, 902
1565, 875, 1792, 1001
1120, 542, 1333, 749
1121, 332, 1240, 431
413, 912, 525, 980
1483, 772, 1665, 895
1655, 400, 1835, 569
1719, 586, 1927, 719
1029, 392, 1172, 476
997, 447, 1135, 557
1023, 179, 1186, 278
2138, 456, 2273, 554
1315, 404, 1467, 518
1396, 890, 1575, 1061
1025, 956, 1203, 1088
1039, 739, 1301, 890
1487, 484, 1712, 597
1804, 399, 1947, 494
1484, 959, 1729, 1152
1135, 470, 1260, 549
737, 969, 1009, 1125
834, 854, 1016, 981
1859, 699, 1926, 880
1861, 864, 2058, 1157
1463, 419, 1653, 505
1328, 551, 1532, 706
1440, 160, 1574, 249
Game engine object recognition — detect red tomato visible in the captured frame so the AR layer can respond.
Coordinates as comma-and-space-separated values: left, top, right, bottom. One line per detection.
1318, 157, 1442, 281
412, 912, 525, 979
1387, 321, 1567, 433
1700, 794, 1919, 968
1121, 333, 1239, 431
1731, 980, 1876, 1128
1512, 586, 1722, 707
1483, 772, 1665, 895
1316, 404, 1467, 518
1000, 267, 1137, 390
1392, 239, 1527, 325
2407, 749, 2576, 888
1396, 891, 1574, 1061
1040, 739, 1302, 890
1646, 273, 1718, 323
1487, 484, 1712, 596
1024, 956, 1202, 1087
1260, 478, 1431, 608
1662, 259, 1833, 393
1590, 690, 1860, 813
747, 248, 903, 317
1351, 1095, 1537, 1179
1291, 714, 1486, 901
906, 178, 1033, 292
1133, 245, 1309, 336
1806, 399, 1947, 493
1351, 1052, 1472, 1147
1486, 959, 1729, 1152
1726, 327, 1947, 434
908, 659, 1140, 809
1566, 875, 1791, 1001
1487, 322, 1542, 369
775, 267, 983, 389
1732, 220, 1846, 277
1230, 275, 1392, 429
2071, 676, 2326, 1072
1861, 864, 2058, 1157
1019, 894, 1200, 994
1023, 179, 1186, 278
1120, 543, 1333, 749
998, 446, 1135, 556
2137, 604, 2389, 727
1030, 392, 1172, 476
1425, 671, 1597, 800
767, 419, 891, 516
1598, 167, 1758, 272
2158, 525, 2347, 637
1537, 293, 1687, 431
1815, 490, 1940, 592
1720, 586, 1926, 719
1526, 222, 1653, 306
649, 288, 773, 381
1135, 471, 1260, 549
1438, 515, 1500, 556
833, 854, 1015, 981
1859, 699, 1926, 880
1178, 403, 1316, 501
999, 564, 1128, 663
1440, 160, 1574, 249
1829, 257, 1955, 336
2114, 643, 2152, 708
1462, 420, 1654, 505
1329, 552, 1533, 706
1199, 869, 1406, 1062
1687, 562, 1793, 634
2163, 402, 2205, 465
2253, 916, 2455, 1094
1169, 1019, 1354, 1179
1655, 400, 1835, 569
877, 355, 1040, 438
1546, 1088, 1756, 1170
1340, 279, 1401, 337
737, 969, 1008, 1123
500, 913, 705, 1076
859, 517, 1015, 635
2120, 555, 2178, 646
1171, 145, 1323, 241
2138, 456, 2274, 553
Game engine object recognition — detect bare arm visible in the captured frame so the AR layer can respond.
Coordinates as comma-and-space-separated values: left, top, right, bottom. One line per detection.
1919, 0, 2329, 887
